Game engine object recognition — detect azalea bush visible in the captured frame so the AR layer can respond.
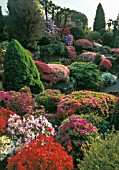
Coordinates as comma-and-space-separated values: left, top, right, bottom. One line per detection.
74, 39, 93, 52
0, 107, 15, 136
65, 46, 76, 65
56, 115, 99, 167
77, 51, 97, 62
111, 48, 119, 54
7, 134, 73, 170
57, 90, 117, 121
101, 72, 117, 85
99, 57, 112, 71
0, 91, 35, 116
7, 114, 54, 150
69, 62, 102, 91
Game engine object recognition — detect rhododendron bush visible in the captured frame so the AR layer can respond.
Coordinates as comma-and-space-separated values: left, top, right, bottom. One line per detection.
7, 134, 73, 170
56, 115, 99, 166
78, 51, 97, 62
74, 39, 93, 51
0, 91, 35, 115
99, 57, 112, 71
57, 90, 117, 120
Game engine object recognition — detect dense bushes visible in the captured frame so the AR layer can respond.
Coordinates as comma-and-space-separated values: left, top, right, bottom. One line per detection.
3, 39, 44, 93
69, 62, 102, 91
79, 132, 119, 170
87, 31, 102, 42
74, 39, 93, 52
40, 43, 69, 63
103, 32, 113, 47
57, 90, 117, 120
70, 26, 85, 40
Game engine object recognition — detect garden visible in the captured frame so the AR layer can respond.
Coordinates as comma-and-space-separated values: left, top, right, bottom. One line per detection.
0, 0, 119, 169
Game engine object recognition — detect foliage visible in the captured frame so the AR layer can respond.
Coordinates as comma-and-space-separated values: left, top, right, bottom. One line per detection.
111, 48, 119, 54
35, 89, 62, 113
99, 57, 112, 71
93, 3, 106, 31
0, 6, 5, 41
56, 115, 99, 166
7, 134, 73, 170
101, 72, 117, 85
80, 113, 111, 135
94, 53, 102, 65
74, 39, 93, 52
103, 32, 113, 46
65, 46, 76, 65
112, 97, 119, 130
102, 46, 111, 54
70, 26, 85, 40
2, 39, 44, 93
57, 90, 117, 120
69, 62, 102, 91
0, 107, 15, 136
38, 34, 61, 46
7, 0, 45, 47
79, 132, 119, 170
87, 31, 102, 42
40, 43, 69, 63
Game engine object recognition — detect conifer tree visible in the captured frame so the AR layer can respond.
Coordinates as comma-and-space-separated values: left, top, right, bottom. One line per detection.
93, 3, 106, 32
3, 39, 44, 93
0, 6, 4, 41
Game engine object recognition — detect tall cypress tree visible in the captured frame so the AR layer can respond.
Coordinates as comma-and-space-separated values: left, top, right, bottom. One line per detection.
93, 3, 106, 31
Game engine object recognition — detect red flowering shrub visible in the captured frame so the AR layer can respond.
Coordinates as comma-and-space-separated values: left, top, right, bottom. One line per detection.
78, 52, 97, 62
99, 57, 112, 71
111, 48, 119, 54
74, 39, 93, 52
0, 107, 15, 136
7, 134, 73, 170
35, 60, 55, 88
112, 97, 119, 130
57, 90, 117, 120
56, 115, 99, 167
65, 46, 76, 65
59, 27, 70, 35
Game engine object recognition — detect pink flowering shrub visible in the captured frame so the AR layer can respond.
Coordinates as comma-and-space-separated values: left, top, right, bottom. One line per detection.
74, 39, 93, 52
59, 27, 70, 35
0, 91, 35, 115
57, 90, 117, 120
48, 64, 70, 84
56, 115, 99, 166
99, 57, 112, 71
78, 52, 97, 62
111, 48, 119, 54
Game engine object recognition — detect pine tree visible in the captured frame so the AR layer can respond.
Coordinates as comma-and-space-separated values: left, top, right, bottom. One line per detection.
3, 39, 44, 93
7, 0, 45, 47
93, 3, 106, 32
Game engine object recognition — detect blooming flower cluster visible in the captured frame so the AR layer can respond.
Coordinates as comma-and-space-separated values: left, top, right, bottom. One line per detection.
0, 135, 15, 161
78, 51, 97, 62
0, 107, 15, 136
74, 39, 93, 50
58, 27, 70, 36
56, 115, 99, 162
0, 91, 35, 115
99, 57, 112, 71
7, 134, 73, 170
57, 90, 117, 120
7, 114, 54, 150
111, 48, 119, 54
66, 46, 76, 64
64, 34, 73, 46
46, 18, 58, 34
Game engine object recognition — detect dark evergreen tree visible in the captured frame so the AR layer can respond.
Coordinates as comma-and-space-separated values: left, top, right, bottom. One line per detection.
0, 6, 4, 41
93, 3, 106, 31
3, 39, 44, 93
7, 0, 45, 47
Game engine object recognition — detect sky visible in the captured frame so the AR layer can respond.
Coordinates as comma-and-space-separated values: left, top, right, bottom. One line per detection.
0, 0, 119, 28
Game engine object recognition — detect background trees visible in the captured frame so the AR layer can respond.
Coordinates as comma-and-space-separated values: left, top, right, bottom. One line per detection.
0, 6, 5, 41
7, 0, 45, 47
93, 3, 106, 32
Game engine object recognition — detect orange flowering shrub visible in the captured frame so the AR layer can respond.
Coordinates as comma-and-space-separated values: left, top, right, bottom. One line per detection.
7, 134, 73, 170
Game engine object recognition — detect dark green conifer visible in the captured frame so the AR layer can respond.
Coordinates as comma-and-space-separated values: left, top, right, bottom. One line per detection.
3, 39, 44, 93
